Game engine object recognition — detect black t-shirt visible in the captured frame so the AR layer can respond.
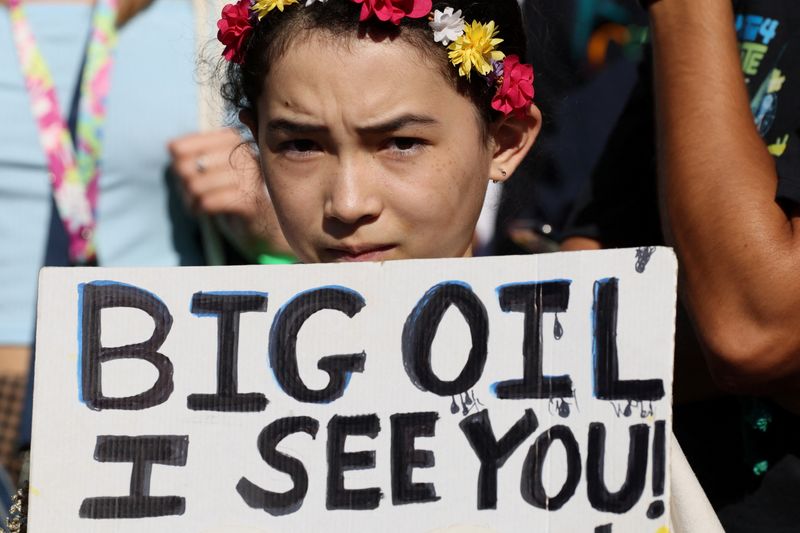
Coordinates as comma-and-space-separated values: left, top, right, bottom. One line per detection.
563, 0, 800, 246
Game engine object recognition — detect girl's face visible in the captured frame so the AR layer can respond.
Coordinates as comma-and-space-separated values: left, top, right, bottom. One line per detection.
246, 34, 537, 263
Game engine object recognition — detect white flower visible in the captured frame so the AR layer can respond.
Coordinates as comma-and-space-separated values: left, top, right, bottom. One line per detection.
305, 0, 327, 6
429, 7, 465, 46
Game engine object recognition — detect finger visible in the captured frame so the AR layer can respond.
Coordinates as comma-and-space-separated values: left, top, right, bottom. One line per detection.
168, 128, 243, 159
184, 171, 240, 200
168, 128, 241, 158
172, 149, 239, 187
196, 187, 249, 216
174, 145, 258, 181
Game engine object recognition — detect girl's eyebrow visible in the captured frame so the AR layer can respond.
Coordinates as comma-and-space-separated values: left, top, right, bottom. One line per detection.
266, 119, 327, 135
266, 114, 440, 136
356, 114, 440, 134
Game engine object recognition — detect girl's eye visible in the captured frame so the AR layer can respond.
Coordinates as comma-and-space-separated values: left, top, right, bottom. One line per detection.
279, 139, 321, 156
385, 137, 426, 155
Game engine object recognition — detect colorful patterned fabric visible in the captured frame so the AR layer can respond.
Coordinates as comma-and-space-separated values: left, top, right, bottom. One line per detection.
8, 0, 119, 265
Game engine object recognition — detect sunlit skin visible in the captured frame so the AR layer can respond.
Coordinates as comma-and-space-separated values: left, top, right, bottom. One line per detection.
243, 32, 540, 263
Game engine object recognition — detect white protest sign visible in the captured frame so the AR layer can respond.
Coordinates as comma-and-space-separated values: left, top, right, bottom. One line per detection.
29, 248, 676, 532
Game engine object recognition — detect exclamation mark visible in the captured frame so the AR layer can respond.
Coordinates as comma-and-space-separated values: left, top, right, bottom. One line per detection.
647, 420, 666, 519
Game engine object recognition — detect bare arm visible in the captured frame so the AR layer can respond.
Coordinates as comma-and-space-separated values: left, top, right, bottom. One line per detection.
1, 0, 155, 26
560, 237, 602, 251
650, 0, 800, 403
116, 0, 154, 27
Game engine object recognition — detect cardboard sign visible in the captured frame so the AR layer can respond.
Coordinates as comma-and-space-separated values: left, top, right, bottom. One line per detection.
29, 248, 676, 532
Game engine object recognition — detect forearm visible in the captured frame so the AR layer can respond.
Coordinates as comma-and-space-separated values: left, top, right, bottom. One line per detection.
559, 237, 601, 252
650, 0, 800, 390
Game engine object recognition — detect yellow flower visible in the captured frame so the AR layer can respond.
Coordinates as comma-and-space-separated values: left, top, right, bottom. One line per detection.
447, 20, 505, 79
252, 0, 300, 19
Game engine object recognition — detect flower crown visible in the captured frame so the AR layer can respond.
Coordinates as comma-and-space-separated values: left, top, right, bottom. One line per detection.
217, 0, 535, 117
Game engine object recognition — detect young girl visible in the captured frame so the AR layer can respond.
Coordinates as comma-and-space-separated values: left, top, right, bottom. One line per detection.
218, 0, 540, 263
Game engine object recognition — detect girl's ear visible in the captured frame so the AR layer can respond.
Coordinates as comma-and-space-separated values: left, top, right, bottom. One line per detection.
488, 103, 542, 182
239, 109, 258, 140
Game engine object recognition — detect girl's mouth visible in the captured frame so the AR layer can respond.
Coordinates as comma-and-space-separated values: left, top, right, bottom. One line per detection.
325, 244, 397, 262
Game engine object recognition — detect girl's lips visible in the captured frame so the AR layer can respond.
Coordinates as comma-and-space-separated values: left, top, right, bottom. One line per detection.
325, 244, 397, 262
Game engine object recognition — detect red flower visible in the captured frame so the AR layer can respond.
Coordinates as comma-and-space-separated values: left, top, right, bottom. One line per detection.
491, 55, 535, 117
218, 0, 254, 64
351, 0, 432, 25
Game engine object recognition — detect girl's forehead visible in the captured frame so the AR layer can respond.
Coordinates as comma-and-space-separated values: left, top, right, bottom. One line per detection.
270, 31, 442, 82
263, 34, 463, 122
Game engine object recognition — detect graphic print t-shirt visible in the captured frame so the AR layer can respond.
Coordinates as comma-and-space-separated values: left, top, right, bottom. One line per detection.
735, 1, 800, 204
563, 0, 800, 246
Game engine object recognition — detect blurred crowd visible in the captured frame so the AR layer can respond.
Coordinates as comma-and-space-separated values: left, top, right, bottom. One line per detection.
1, 0, 798, 531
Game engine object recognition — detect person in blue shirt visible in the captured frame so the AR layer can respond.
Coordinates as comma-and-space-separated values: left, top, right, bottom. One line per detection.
0, 0, 289, 496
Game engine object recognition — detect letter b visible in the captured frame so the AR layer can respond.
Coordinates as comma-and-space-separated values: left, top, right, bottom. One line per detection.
80, 282, 174, 410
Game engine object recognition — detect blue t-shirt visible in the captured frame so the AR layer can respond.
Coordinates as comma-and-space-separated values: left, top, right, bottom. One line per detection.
0, 1, 206, 344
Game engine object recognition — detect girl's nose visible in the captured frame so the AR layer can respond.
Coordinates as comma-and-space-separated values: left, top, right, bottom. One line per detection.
323, 158, 383, 226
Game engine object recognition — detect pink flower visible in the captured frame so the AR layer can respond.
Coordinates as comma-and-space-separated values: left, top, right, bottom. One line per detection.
217, 0, 255, 64
491, 55, 534, 117
351, 0, 432, 25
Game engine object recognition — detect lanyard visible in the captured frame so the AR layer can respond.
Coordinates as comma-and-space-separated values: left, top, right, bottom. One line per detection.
9, 0, 119, 265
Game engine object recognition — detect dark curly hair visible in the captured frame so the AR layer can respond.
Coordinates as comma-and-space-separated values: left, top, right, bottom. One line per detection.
222, 0, 528, 130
